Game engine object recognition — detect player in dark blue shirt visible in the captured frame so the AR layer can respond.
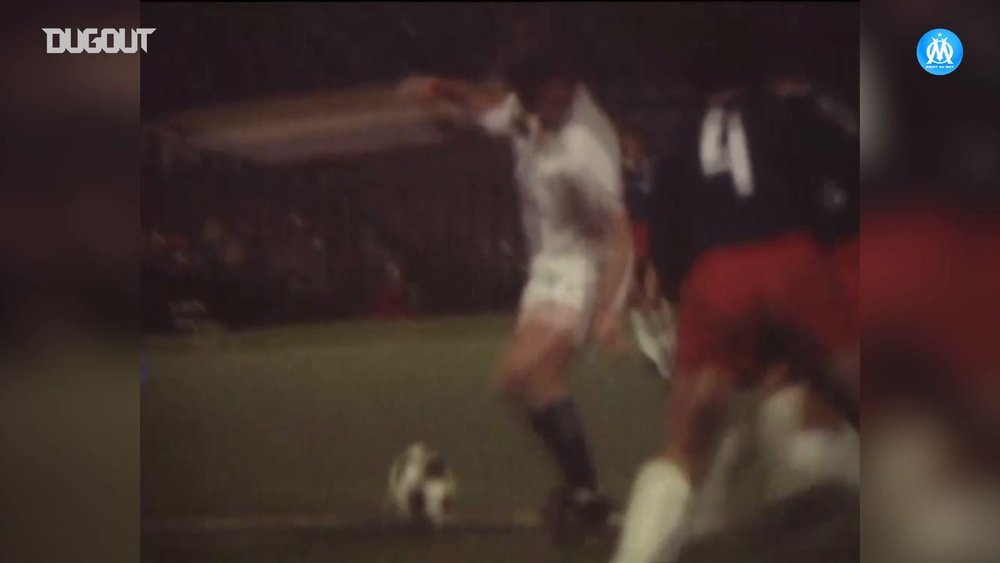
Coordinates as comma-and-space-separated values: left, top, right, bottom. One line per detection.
613, 81, 859, 563
651, 82, 858, 298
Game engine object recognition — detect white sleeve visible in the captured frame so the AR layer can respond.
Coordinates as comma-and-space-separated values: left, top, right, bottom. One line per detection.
476, 93, 520, 137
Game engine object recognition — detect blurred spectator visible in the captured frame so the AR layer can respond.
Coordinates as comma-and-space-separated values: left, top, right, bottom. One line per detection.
371, 259, 416, 320
140, 143, 522, 330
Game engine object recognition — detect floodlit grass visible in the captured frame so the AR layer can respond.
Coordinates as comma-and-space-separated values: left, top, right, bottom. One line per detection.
142, 315, 856, 562
142, 315, 663, 561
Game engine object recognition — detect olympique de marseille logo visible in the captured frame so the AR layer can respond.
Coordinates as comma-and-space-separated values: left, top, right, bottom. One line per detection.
917, 29, 963, 76
926, 35, 954, 65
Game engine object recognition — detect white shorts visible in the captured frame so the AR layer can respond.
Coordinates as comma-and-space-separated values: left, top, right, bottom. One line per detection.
517, 253, 600, 339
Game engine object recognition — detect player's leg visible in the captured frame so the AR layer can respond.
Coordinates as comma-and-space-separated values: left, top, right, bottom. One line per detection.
686, 409, 753, 537
799, 385, 860, 485
757, 382, 859, 500
613, 365, 736, 563
757, 235, 861, 497
497, 305, 614, 544
614, 249, 751, 563
496, 253, 609, 498
496, 307, 599, 493
779, 234, 861, 426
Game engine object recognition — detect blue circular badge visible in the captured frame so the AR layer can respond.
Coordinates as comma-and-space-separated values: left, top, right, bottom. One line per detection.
917, 28, 963, 75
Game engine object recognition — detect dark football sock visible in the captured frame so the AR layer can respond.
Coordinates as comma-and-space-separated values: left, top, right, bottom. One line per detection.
528, 397, 598, 491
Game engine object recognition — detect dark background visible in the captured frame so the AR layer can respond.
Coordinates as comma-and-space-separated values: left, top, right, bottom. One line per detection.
141, 2, 860, 118
139, 2, 859, 331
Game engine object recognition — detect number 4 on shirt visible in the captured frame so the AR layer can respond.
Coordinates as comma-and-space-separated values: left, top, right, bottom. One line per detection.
699, 106, 755, 198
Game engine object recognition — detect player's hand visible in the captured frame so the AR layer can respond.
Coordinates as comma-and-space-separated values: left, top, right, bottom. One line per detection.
592, 310, 624, 354
398, 75, 442, 104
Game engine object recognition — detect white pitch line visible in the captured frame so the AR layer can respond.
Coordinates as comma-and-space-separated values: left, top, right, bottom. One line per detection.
142, 509, 578, 534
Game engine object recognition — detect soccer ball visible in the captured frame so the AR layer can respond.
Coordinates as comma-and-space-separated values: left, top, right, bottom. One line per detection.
387, 442, 457, 528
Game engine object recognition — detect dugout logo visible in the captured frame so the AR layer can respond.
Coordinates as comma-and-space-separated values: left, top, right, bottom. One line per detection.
917, 28, 963, 76
43, 28, 155, 54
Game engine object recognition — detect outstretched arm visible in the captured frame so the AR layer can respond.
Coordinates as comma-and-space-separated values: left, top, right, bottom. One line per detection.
399, 75, 510, 118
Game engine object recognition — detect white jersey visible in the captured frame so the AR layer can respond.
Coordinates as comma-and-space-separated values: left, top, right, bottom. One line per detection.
477, 86, 628, 328
478, 86, 624, 261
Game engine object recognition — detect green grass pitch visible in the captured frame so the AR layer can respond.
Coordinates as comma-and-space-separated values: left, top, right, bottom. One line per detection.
141, 315, 664, 562
141, 314, 856, 562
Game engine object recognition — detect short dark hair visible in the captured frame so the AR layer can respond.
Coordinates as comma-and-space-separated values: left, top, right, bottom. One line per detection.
502, 38, 580, 110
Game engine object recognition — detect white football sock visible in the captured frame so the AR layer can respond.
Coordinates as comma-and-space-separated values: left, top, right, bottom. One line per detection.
785, 427, 859, 489
757, 386, 805, 458
612, 459, 692, 563
757, 385, 859, 498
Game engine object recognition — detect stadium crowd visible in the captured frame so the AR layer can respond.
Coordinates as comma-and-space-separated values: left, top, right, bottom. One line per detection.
141, 202, 418, 331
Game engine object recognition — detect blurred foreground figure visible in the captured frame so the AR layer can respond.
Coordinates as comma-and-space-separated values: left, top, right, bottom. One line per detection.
613, 81, 859, 563
862, 180, 1000, 563
861, 32, 1000, 563
400, 40, 632, 544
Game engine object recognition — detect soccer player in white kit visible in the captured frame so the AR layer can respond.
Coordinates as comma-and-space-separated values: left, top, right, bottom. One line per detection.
401, 46, 633, 542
